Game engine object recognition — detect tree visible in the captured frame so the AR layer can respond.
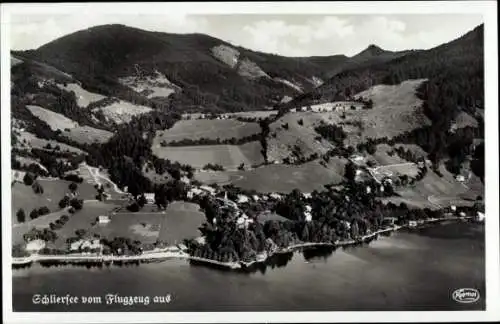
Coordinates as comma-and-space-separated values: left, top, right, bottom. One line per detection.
344, 162, 357, 182
69, 182, 78, 193
23, 172, 35, 186
16, 209, 26, 223
70, 198, 84, 210
30, 209, 39, 220
59, 196, 70, 208
32, 181, 44, 194
75, 229, 87, 239
238, 163, 245, 171
137, 194, 147, 208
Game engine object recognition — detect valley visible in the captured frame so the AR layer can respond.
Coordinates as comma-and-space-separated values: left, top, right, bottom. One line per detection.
9, 22, 485, 279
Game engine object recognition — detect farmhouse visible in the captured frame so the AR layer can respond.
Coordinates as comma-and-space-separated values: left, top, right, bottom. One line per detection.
98, 215, 110, 224
252, 195, 260, 201
237, 194, 250, 203
302, 192, 312, 199
200, 185, 216, 196
269, 193, 282, 200
477, 212, 485, 222
187, 188, 203, 199
456, 175, 466, 182
144, 193, 155, 203
26, 239, 46, 252
290, 108, 297, 113
350, 154, 364, 162
408, 220, 418, 228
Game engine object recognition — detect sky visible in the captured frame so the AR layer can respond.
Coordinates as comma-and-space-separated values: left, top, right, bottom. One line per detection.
9, 13, 483, 57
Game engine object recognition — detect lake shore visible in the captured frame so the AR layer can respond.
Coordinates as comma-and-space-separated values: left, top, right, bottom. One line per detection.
12, 215, 475, 270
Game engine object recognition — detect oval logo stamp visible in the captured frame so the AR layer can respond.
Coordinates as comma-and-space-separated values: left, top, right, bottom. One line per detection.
452, 288, 480, 303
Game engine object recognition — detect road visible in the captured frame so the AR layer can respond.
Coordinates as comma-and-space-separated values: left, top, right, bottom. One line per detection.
83, 163, 125, 195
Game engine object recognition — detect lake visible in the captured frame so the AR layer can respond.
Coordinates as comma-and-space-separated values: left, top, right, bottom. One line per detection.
12, 222, 485, 311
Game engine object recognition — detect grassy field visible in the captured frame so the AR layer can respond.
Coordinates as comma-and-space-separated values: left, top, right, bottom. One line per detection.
195, 160, 344, 193
92, 100, 152, 124
12, 209, 69, 245
154, 119, 261, 142
63, 125, 114, 144
152, 142, 265, 169
26, 105, 78, 131
267, 112, 333, 162
56, 83, 106, 108
16, 131, 86, 155
11, 179, 97, 224
91, 201, 205, 245
280, 79, 430, 148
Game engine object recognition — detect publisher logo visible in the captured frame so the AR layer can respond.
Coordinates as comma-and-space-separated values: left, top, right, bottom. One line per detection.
452, 288, 480, 304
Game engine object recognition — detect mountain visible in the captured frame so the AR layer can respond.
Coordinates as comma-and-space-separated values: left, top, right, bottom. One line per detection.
281, 24, 484, 118
14, 24, 353, 113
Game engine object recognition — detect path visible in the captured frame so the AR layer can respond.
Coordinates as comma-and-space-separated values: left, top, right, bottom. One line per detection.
83, 163, 125, 195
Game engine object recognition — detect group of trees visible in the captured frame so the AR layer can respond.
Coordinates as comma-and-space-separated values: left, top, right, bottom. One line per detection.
164, 133, 262, 147
49, 214, 70, 231
29, 206, 51, 220
23, 227, 58, 243
202, 163, 225, 171
314, 122, 346, 146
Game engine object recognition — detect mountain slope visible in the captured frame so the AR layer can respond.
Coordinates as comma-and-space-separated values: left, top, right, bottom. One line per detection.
282, 24, 484, 120
15, 24, 351, 113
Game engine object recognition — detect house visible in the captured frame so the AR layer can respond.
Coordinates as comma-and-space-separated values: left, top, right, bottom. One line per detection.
195, 236, 206, 245
200, 185, 216, 196
144, 193, 155, 203
409, 220, 418, 228
476, 212, 485, 222
26, 239, 46, 252
305, 205, 312, 212
456, 175, 466, 182
187, 188, 203, 199
177, 243, 188, 251
459, 212, 466, 217
350, 154, 364, 162
301, 106, 308, 112
237, 194, 249, 204
252, 195, 260, 201
269, 193, 282, 200
70, 240, 83, 252
98, 215, 110, 224
302, 192, 312, 199
366, 186, 372, 194
290, 108, 297, 113
304, 212, 312, 222
450, 205, 457, 212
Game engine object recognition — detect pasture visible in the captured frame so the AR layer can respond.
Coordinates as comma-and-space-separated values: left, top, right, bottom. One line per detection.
93, 201, 205, 245
26, 105, 78, 131
154, 119, 261, 142
152, 142, 265, 169
194, 160, 344, 193
16, 131, 86, 155
119, 72, 180, 99
281, 79, 430, 148
11, 179, 97, 224
267, 112, 333, 162
63, 125, 114, 144
92, 100, 152, 124
56, 83, 106, 108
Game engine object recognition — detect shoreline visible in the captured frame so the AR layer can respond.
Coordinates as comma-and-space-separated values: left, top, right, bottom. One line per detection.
12, 216, 476, 269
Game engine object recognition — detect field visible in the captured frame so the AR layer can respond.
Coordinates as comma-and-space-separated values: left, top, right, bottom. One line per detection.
26, 105, 79, 131
11, 179, 98, 224
92, 100, 152, 124
56, 83, 106, 108
15, 131, 85, 155
267, 112, 334, 162
15, 156, 48, 172
154, 119, 261, 142
280, 79, 430, 148
194, 160, 344, 193
118, 72, 180, 99
63, 125, 114, 144
92, 201, 205, 245
152, 142, 265, 170
25, 104, 114, 144
12, 209, 69, 245
53, 200, 122, 249
393, 164, 483, 209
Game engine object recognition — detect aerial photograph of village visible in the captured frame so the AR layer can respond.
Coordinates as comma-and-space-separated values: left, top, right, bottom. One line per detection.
5, 6, 492, 316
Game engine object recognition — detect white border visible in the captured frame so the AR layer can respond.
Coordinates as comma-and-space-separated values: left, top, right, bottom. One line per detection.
1, 2, 498, 323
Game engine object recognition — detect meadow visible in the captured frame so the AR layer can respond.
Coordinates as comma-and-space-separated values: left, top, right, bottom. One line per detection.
152, 142, 265, 170
154, 119, 261, 142
195, 160, 345, 193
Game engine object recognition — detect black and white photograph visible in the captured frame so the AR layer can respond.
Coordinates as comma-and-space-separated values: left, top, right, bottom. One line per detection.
1, 2, 499, 323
